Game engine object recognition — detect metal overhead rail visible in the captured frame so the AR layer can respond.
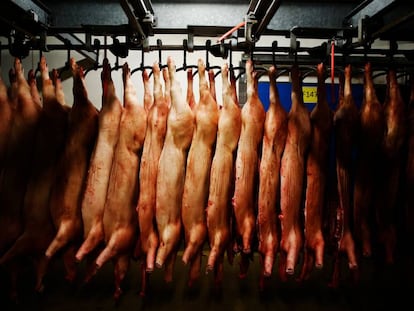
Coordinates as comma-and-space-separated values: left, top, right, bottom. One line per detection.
1, 0, 414, 66
2, 39, 411, 67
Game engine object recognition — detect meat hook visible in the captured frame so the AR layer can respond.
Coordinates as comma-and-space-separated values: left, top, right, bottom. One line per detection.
131, 48, 152, 75
176, 39, 197, 73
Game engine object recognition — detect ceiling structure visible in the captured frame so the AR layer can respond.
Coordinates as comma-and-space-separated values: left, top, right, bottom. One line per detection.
0, 0, 413, 71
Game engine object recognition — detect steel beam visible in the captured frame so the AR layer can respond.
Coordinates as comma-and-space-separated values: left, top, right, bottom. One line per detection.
8, 0, 51, 27
343, 0, 398, 28
120, 0, 147, 40
54, 33, 97, 61
0, 0, 51, 37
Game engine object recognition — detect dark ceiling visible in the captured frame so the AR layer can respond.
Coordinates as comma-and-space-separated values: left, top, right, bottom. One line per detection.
0, 0, 410, 39
0, 0, 413, 64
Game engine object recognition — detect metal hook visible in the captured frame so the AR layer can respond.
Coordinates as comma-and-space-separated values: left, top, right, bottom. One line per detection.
214, 70, 222, 78
176, 40, 197, 73
111, 55, 120, 72
141, 48, 145, 69
84, 38, 102, 76
229, 43, 233, 71
301, 65, 318, 79
272, 41, 278, 66
227, 43, 245, 81
250, 42, 255, 62
104, 36, 107, 60
157, 39, 163, 68
64, 39, 71, 70
206, 39, 211, 70
34, 49, 42, 76
183, 39, 187, 70
388, 40, 398, 69
131, 48, 152, 75
146, 40, 164, 78
276, 68, 289, 79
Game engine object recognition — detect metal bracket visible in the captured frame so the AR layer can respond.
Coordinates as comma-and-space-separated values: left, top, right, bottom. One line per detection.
187, 32, 194, 53
230, 35, 238, 50
289, 29, 300, 56
272, 40, 278, 65
109, 37, 129, 58
142, 37, 150, 53
157, 39, 163, 67
358, 15, 371, 46
8, 30, 30, 59
39, 30, 48, 52
143, 12, 157, 30
244, 12, 258, 45
388, 40, 398, 61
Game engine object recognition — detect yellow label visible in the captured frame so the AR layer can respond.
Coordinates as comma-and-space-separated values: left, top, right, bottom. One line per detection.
302, 86, 317, 103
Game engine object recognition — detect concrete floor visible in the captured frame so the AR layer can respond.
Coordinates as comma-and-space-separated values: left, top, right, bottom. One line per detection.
1, 250, 412, 311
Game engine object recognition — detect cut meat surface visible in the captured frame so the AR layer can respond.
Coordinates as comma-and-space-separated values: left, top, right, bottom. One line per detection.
0, 70, 13, 171
232, 60, 265, 277
163, 67, 171, 109
405, 76, 414, 252
279, 65, 311, 280
7, 68, 18, 110
155, 57, 194, 282
186, 68, 195, 110
331, 64, 359, 287
353, 62, 384, 258
376, 69, 406, 264
95, 62, 147, 300
137, 62, 168, 278
28, 69, 41, 108
75, 59, 123, 278
143, 68, 153, 112
209, 69, 217, 102
46, 58, 99, 282
257, 65, 287, 283
137, 64, 169, 296
182, 59, 219, 286
0, 56, 70, 292
53, 69, 67, 107
299, 63, 332, 281
206, 63, 241, 285
0, 58, 42, 256
0, 59, 42, 300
